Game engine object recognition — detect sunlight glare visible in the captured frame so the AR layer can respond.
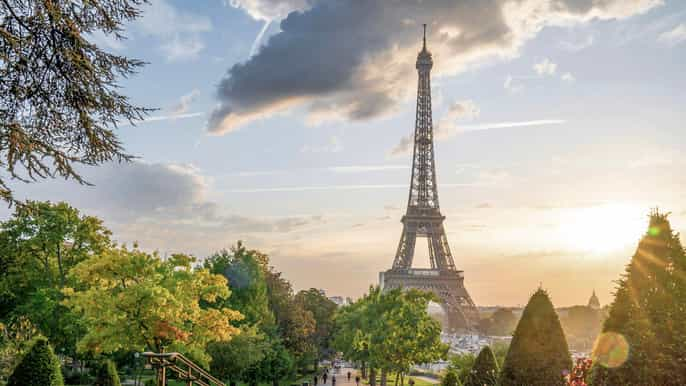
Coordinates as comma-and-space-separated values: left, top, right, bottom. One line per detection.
558, 204, 644, 253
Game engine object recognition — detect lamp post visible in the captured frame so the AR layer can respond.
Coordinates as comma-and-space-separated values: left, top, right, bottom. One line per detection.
134, 352, 141, 386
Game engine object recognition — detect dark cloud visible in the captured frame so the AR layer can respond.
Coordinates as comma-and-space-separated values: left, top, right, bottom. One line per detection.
210, 0, 659, 134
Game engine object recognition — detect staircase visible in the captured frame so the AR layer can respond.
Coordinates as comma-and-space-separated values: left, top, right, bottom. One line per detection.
142, 352, 225, 386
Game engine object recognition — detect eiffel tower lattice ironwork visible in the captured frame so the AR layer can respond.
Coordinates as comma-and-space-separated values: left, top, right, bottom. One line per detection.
380, 25, 479, 332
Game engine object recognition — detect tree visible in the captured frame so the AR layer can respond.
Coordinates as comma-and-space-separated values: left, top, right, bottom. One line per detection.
263, 266, 315, 363
94, 359, 121, 386
245, 342, 294, 386
442, 369, 461, 386
204, 244, 274, 328
590, 210, 686, 385
500, 288, 571, 386
63, 246, 242, 360
207, 326, 269, 386
334, 287, 448, 386
478, 308, 517, 336
295, 288, 338, 366
447, 353, 475, 385
559, 305, 602, 350
0, 0, 151, 202
0, 201, 112, 352
464, 346, 498, 386
0, 316, 40, 382
7, 337, 64, 386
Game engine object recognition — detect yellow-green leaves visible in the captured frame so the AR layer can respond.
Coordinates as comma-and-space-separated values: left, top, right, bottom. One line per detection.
63, 245, 242, 356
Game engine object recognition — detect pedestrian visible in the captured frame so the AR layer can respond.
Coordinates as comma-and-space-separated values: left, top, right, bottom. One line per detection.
347, 371, 351, 381
355, 375, 360, 386
332, 375, 336, 386
314, 375, 318, 385
323, 373, 328, 384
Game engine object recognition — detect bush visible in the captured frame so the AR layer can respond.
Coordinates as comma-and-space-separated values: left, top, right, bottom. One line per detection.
500, 289, 571, 386
442, 369, 461, 386
94, 359, 121, 386
7, 337, 64, 386
464, 346, 498, 386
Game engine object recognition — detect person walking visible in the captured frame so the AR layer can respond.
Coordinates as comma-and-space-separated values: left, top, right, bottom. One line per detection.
323, 372, 328, 384
347, 371, 351, 381
314, 375, 318, 385
355, 375, 360, 386
332, 375, 336, 386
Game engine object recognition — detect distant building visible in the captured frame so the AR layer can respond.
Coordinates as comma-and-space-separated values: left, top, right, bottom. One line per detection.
588, 290, 601, 310
328, 296, 350, 307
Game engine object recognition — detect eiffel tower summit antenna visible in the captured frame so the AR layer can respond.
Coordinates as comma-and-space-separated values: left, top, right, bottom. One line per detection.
379, 26, 479, 332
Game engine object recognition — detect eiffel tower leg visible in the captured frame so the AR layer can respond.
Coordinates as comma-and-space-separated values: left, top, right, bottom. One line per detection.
393, 226, 417, 269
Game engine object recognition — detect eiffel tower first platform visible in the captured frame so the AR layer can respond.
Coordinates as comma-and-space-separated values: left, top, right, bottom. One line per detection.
379, 26, 479, 332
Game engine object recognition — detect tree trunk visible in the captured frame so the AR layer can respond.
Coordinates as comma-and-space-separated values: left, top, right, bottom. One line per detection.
380, 369, 387, 386
361, 362, 367, 379
400, 372, 404, 386
369, 369, 376, 386
394, 373, 400, 386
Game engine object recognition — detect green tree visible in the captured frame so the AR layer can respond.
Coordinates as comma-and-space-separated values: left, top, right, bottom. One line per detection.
500, 288, 571, 386
295, 288, 338, 367
442, 369, 461, 386
334, 287, 447, 386
7, 337, 64, 386
263, 267, 315, 363
63, 246, 242, 360
207, 326, 269, 386
0, 316, 40, 382
94, 359, 121, 386
0, 201, 112, 353
590, 210, 686, 386
204, 243, 274, 328
447, 353, 475, 384
478, 308, 517, 336
464, 346, 498, 386
0, 0, 151, 202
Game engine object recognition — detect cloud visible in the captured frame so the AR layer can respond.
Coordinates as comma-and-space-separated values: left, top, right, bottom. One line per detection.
171, 89, 201, 115
559, 35, 594, 51
390, 118, 565, 156
209, 0, 659, 134
300, 135, 344, 153
392, 99, 479, 155
135, 0, 212, 61
561, 72, 576, 83
658, 23, 686, 46
534, 58, 557, 76
504, 74, 526, 93
227, 0, 312, 21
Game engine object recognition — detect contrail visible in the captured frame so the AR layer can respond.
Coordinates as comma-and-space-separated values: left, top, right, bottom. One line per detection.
250, 20, 271, 57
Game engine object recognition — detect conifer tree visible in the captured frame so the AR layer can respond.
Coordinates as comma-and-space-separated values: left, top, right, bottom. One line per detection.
500, 288, 571, 386
464, 346, 498, 386
442, 369, 462, 386
94, 359, 121, 386
590, 210, 686, 385
7, 337, 64, 386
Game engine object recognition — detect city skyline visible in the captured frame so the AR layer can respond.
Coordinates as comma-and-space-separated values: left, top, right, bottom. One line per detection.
2, 0, 686, 307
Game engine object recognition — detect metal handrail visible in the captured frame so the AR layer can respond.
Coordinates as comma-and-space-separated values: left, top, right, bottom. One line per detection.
143, 351, 225, 386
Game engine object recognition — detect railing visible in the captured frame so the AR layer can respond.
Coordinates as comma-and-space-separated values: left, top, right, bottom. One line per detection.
142, 351, 225, 386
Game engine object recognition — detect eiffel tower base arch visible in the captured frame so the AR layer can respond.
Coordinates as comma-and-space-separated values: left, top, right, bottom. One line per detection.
380, 269, 479, 333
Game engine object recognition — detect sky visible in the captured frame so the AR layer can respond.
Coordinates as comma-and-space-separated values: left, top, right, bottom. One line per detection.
3, 0, 686, 307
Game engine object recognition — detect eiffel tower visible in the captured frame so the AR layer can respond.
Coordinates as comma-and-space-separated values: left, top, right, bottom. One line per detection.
379, 25, 479, 332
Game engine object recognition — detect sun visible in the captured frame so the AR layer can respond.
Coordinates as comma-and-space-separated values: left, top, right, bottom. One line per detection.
558, 203, 645, 254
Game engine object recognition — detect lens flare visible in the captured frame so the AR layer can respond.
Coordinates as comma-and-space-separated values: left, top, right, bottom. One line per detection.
592, 332, 630, 368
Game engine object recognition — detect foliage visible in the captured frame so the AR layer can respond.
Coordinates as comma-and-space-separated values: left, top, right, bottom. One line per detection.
245, 341, 295, 386
500, 288, 572, 386
7, 337, 64, 386
464, 346, 498, 386
204, 244, 274, 328
0, 316, 40, 381
295, 288, 338, 361
447, 353, 474, 384
441, 369, 461, 386
0, 0, 151, 202
590, 210, 686, 385
63, 246, 242, 356
334, 286, 448, 379
207, 326, 269, 384
264, 266, 315, 360
94, 359, 121, 386
0, 201, 111, 353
